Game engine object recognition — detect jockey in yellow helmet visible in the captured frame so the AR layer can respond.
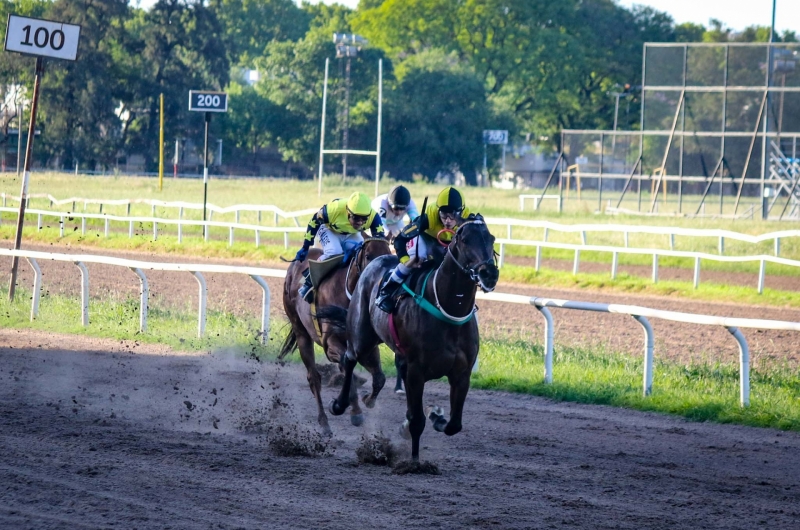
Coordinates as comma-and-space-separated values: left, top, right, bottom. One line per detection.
375, 186, 469, 313
295, 191, 385, 302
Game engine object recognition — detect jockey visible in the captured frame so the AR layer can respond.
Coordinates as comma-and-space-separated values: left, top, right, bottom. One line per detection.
375, 186, 469, 313
371, 185, 419, 239
295, 191, 385, 302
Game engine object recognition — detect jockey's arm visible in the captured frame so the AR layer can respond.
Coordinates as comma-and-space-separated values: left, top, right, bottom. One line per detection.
368, 213, 386, 239
393, 213, 429, 264
406, 201, 420, 223
302, 206, 328, 249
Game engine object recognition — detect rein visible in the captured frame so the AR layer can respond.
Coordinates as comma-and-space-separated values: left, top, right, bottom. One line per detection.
345, 238, 389, 300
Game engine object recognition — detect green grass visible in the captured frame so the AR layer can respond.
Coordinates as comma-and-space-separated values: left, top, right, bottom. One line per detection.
3, 287, 798, 431
472, 337, 800, 431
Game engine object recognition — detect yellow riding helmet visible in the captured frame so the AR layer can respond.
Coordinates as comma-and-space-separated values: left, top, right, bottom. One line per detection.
436, 186, 465, 214
346, 192, 372, 217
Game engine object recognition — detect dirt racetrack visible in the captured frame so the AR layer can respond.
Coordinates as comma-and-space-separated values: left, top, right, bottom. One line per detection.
2, 244, 800, 528
1, 328, 800, 530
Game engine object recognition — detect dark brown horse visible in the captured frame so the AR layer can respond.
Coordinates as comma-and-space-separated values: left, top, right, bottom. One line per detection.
280, 237, 391, 435
327, 215, 499, 461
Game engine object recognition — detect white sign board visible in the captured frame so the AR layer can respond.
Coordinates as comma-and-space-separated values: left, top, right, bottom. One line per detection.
483, 130, 508, 145
4, 14, 81, 61
189, 90, 228, 113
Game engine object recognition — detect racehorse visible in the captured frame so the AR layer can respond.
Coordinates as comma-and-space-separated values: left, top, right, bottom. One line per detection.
280, 237, 391, 435
326, 215, 499, 461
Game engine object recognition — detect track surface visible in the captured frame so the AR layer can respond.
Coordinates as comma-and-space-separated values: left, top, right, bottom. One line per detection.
1, 244, 800, 528
1, 329, 799, 529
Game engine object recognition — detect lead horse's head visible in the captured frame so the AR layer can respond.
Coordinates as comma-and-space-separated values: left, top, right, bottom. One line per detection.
448, 214, 499, 292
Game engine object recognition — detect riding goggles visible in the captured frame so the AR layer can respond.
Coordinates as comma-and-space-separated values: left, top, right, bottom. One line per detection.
349, 212, 370, 223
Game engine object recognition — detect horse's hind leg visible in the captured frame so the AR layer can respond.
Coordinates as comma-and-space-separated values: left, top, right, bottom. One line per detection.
361, 346, 386, 408
348, 369, 364, 426
443, 370, 471, 437
296, 333, 332, 436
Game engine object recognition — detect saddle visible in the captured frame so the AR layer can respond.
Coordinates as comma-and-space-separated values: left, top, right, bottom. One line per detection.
382, 259, 439, 307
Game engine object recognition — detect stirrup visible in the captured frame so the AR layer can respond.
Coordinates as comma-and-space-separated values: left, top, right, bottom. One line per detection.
376, 283, 399, 313
298, 283, 314, 303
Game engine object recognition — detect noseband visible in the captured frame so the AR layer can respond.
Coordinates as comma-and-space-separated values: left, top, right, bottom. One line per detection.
447, 220, 497, 293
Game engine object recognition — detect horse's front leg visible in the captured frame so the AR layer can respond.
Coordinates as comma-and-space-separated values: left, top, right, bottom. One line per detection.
361, 346, 386, 408
329, 348, 356, 417
402, 365, 426, 462
443, 367, 472, 436
348, 370, 364, 426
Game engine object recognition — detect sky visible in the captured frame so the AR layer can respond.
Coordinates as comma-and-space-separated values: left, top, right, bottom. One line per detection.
133, 1, 799, 35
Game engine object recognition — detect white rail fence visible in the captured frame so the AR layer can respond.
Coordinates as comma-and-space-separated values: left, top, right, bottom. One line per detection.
0, 248, 285, 342
0, 193, 317, 227
1, 248, 798, 407
494, 239, 800, 294
0, 207, 306, 249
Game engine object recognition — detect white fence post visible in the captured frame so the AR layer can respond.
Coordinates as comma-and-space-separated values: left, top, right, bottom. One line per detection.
250, 275, 270, 345
535, 305, 554, 384
652, 254, 659, 283
693, 257, 701, 289
130, 267, 148, 332
572, 249, 580, 275
75, 261, 89, 326
758, 260, 766, 294
727, 326, 750, 407
27, 257, 41, 321
611, 252, 618, 279
192, 271, 207, 338
633, 315, 654, 396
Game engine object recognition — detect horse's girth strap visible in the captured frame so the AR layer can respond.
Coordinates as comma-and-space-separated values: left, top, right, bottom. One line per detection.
388, 312, 407, 358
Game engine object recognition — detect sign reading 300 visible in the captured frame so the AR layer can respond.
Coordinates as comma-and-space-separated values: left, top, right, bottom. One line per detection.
4, 14, 81, 61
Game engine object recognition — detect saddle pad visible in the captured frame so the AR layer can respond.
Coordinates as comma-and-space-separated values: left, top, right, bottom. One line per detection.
308, 255, 345, 289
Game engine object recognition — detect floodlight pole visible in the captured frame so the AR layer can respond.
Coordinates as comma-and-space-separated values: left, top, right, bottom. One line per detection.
318, 58, 329, 197
202, 111, 210, 235
761, 0, 777, 219
343, 56, 351, 178
9, 57, 44, 301
374, 58, 382, 196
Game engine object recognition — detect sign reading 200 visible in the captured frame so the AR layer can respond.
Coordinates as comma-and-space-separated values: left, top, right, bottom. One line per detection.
4, 15, 81, 61
188, 90, 228, 113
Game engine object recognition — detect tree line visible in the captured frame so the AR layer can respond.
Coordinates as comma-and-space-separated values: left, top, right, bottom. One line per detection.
0, 0, 795, 183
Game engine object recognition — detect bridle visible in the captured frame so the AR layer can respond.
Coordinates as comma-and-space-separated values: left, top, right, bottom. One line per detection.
444, 219, 497, 293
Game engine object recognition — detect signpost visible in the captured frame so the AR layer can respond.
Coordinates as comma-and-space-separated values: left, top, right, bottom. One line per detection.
483, 130, 509, 186
5, 14, 81, 300
188, 90, 227, 237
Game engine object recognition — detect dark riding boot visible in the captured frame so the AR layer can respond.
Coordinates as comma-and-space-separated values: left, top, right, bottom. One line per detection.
375, 277, 402, 313
298, 268, 314, 303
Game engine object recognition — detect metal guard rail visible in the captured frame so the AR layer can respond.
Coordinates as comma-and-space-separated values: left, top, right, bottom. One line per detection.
1, 248, 798, 408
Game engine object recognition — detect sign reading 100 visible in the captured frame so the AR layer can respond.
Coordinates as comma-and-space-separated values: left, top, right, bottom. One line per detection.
4, 15, 81, 61
189, 90, 228, 113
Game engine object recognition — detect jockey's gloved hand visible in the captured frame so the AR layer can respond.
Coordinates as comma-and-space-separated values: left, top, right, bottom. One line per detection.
295, 247, 309, 262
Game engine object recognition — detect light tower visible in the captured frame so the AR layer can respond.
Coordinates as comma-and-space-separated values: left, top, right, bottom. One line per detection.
332, 33, 367, 178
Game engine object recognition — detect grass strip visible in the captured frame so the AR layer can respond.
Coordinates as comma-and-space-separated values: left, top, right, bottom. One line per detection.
2, 288, 797, 432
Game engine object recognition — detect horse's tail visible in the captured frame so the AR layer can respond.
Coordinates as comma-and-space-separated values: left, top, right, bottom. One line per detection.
278, 327, 298, 360
314, 305, 348, 334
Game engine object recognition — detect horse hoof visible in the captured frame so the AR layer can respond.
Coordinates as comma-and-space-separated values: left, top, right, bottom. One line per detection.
428, 406, 447, 432
328, 399, 345, 416
399, 419, 411, 440
350, 414, 364, 427
362, 393, 376, 409
394, 387, 405, 395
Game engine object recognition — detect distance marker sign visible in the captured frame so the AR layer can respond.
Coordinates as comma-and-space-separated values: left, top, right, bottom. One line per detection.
4, 14, 81, 61
189, 90, 228, 113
